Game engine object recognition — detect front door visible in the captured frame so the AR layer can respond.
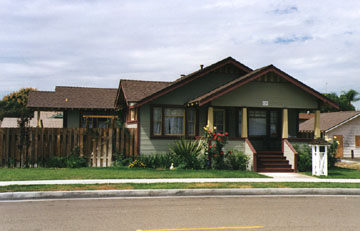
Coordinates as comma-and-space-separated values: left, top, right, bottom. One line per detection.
248, 109, 282, 151
333, 135, 343, 158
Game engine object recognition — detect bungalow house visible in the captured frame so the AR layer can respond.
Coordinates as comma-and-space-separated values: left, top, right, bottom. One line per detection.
28, 86, 118, 128
300, 111, 360, 159
116, 57, 338, 172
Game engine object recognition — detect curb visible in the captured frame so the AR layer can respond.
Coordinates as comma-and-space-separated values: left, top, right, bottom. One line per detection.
1, 188, 360, 200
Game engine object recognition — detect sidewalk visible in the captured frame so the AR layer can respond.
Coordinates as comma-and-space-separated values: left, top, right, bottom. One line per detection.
1, 173, 360, 186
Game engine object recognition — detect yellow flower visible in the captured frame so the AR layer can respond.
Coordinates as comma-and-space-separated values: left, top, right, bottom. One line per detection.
214, 126, 217, 130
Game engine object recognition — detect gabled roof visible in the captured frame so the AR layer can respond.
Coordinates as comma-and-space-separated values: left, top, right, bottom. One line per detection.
28, 86, 117, 110
116, 80, 171, 106
187, 65, 339, 109
299, 111, 360, 132
129, 57, 253, 107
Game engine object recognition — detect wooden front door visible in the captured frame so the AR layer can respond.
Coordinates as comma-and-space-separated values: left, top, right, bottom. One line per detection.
333, 135, 343, 158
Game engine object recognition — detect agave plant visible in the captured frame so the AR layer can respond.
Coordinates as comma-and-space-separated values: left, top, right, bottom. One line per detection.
169, 138, 204, 169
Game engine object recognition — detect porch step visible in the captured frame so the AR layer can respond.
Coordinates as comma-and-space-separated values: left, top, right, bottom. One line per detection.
257, 151, 294, 173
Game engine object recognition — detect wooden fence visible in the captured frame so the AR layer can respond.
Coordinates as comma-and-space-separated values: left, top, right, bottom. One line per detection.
0, 128, 138, 168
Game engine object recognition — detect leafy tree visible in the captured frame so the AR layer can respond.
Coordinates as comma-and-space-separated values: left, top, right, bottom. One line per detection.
0, 88, 37, 122
321, 89, 360, 112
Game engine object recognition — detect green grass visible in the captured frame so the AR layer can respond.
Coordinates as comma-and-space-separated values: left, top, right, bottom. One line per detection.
303, 166, 360, 179
1, 182, 359, 193
0, 167, 267, 181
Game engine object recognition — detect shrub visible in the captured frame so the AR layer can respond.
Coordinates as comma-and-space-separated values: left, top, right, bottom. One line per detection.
225, 150, 249, 170
112, 153, 133, 167
137, 153, 173, 169
169, 138, 204, 169
128, 159, 146, 168
328, 141, 340, 168
46, 146, 88, 168
295, 145, 312, 172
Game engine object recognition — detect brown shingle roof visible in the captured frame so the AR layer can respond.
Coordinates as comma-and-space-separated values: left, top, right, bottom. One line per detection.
299, 111, 360, 132
120, 80, 171, 102
28, 86, 117, 110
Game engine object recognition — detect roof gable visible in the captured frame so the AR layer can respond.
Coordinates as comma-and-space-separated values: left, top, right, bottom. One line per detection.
117, 80, 171, 106
187, 65, 339, 109
131, 57, 253, 107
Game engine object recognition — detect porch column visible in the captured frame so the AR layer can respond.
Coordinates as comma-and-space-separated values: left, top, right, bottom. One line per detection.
207, 106, 214, 131
282, 109, 288, 139
314, 110, 321, 139
241, 108, 248, 138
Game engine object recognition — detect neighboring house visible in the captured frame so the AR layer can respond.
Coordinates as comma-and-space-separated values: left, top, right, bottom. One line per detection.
299, 112, 314, 124
300, 111, 360, 159
0, 111, 63, 128
27, 86, 118, 128
116, 57, 338, 172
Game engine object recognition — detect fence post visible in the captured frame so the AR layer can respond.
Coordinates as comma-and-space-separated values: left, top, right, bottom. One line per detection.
108, 128, 113, 167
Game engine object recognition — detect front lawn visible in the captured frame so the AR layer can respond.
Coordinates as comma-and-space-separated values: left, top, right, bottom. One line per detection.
0, 167, 267, 181
303, 166, 360, 179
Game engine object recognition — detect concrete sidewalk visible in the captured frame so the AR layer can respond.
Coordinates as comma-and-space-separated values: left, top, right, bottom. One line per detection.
1, 173, 360, 186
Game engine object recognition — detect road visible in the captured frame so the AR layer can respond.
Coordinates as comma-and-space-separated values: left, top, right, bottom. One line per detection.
1, 196, 359, 231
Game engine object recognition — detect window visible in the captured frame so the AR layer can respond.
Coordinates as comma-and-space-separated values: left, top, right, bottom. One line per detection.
238, 110, 242, 137
129, 109, 136, 121
164, 108, 185, 135
153, 107, 162, 135
356, 136, 360, 147
214, 109, 225, 133
249, 110, 266, 136
270, 111, 278, 137
152, 106, 197, 137
187, 109, 196, 136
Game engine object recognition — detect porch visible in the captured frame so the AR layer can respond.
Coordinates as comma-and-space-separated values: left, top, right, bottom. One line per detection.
204, 106, 322, 172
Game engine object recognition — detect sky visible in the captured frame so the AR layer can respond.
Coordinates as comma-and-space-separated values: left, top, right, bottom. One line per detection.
0, 0, 360, 108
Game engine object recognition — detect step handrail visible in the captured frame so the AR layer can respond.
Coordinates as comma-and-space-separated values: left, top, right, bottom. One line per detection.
245, 138, 257, 172
282, 139, 298, 172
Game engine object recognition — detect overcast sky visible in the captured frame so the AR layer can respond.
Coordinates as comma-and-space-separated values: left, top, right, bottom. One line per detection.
0, 0, 359, 108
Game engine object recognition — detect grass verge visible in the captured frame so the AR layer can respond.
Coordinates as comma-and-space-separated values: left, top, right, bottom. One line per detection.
0, 167, 266, 181
1, 182, 360, 192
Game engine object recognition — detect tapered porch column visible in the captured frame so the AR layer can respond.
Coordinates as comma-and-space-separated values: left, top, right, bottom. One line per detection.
282, 109, 288, 139
207, 106, 214, 131
314, 110, 321, 139
241, 108, 248, 138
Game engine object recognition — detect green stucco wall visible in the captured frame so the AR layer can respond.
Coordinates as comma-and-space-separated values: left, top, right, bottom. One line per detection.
211, 82, 319, 109
67, 110, 80, 128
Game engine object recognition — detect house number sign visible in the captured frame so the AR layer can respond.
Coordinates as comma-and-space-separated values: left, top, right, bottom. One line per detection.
262, 100, 269, 106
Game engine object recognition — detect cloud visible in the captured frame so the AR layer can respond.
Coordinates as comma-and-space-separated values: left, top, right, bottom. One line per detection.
274, 35, 312, 44
272, 6, 298, 15
0, 0, 359, 109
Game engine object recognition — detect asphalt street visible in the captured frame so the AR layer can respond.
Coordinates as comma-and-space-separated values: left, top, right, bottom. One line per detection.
1, 196, 359, 231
